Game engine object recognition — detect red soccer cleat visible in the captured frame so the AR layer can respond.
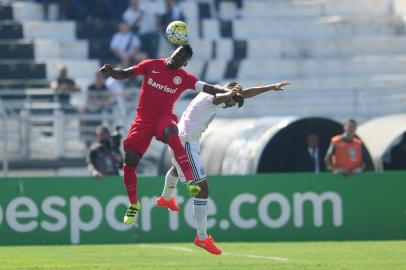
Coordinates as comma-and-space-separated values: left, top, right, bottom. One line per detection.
156, 196, 180, 212
194, 235, 222, 255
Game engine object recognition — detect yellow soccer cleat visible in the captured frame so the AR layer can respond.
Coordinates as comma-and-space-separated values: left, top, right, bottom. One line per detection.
186, 182, 201, 197
123, 202, 141, 225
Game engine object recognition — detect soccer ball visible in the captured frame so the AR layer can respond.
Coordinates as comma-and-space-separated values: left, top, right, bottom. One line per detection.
166, 21, 189, 45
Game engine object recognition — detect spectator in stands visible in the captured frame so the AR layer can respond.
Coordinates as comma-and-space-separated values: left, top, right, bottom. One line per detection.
87, 72, 113, 113
159, 0, 186, 34
87, 126, 122, 179
122, 0, 160, 58
50, 66, 80, 110
295, 133, 325, 173
110, 21, 147, 67
324, 119, 367, 175
384, 133, 406, 171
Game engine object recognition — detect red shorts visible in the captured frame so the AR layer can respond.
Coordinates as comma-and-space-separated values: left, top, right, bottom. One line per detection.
123, 114, 178, 156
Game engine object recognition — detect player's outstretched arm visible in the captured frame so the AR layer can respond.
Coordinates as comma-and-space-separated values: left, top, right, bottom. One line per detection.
99, 64, 134, 80
200, 82, 244, 107
212, 84, 241, 105
242, 81, 291, 99
202, 83, 230, 95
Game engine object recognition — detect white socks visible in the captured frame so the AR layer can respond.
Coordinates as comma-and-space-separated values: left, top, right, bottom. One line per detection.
162, 169, 179, 200
193, 198, 208, 240
163, 169, 208, 240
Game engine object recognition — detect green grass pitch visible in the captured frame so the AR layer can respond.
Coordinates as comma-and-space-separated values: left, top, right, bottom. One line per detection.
1, 241, 405, 270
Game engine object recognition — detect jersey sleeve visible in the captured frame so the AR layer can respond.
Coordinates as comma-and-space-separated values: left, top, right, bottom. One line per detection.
183, 72, 200, 91
130, 59, 154, 76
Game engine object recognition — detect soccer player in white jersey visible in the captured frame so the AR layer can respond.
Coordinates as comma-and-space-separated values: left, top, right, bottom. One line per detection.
156, 80, 290, 255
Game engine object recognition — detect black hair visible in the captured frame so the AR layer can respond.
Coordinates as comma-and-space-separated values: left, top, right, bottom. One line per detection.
225, 81, 238, 89
180, 44, 193, 58
347, 119, 357, 125
96, 125, 110, 135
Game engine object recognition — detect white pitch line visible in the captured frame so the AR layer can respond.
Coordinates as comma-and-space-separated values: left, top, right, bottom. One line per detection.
139, 244, 289, 262
139, 244, 197, 253
222, 252, 289, 262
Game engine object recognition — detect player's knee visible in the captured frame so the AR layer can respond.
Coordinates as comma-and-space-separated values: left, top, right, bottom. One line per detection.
196, 180, 209, 199
162, 125, 178, 144
170, 165, 179, 177
124, 150, 141, 167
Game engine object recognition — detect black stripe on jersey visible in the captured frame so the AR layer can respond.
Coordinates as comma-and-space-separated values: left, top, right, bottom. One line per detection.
185, 142, 199, 181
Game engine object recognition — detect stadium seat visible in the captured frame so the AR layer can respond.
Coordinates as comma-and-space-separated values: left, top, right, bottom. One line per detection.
0, 5, 13, 20
243, 1, 323, 19
0, 42, 34, 60
205, 60, 227, 82
88, 39, 116, 61
76, 22, 116, 40
45, 59, 99, 81
22, 21, 76, 42
11, 1, 43, 21
324, 0, 392, 16
219, 1, 239, 20
180, 1, 199, 22
0, 79, 50, 89
33, 40, 61, 60
202, 19, 221, 40
60, 41, 88, 59
0, 63, 46, 79
0, 22, 23, 39
191, 39, 212, 60
184, 60, 205, 79
215, 39, 233, 60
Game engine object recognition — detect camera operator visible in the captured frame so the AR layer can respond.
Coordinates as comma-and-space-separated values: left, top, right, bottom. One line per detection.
87, 126, 123, 179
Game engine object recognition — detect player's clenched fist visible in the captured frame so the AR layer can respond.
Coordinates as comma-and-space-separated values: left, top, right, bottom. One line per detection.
231, 83, 242, 94
99, 64, 114, 75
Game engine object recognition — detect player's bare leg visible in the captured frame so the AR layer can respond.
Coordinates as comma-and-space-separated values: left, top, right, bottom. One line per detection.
162, 126, 200, 196
123, 149, 142, 224
156, 165, 180, 211
193, 180, 221, 255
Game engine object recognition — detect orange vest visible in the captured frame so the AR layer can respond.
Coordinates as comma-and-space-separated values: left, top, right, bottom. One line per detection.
331, 135, 363, 171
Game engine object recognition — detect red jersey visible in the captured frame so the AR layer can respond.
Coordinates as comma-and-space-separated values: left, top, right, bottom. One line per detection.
131, 59, 199, 119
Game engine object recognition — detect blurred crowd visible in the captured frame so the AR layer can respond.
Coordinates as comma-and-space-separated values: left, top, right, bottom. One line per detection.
47, 0, 186, 113
30, 0, 406, 175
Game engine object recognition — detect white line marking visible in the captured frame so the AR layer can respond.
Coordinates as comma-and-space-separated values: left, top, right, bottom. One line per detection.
139, 244, 197, 253
222, 252, 289, 262
139, 244, 289, 262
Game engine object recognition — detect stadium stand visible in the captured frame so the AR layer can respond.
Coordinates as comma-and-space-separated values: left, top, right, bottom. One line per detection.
0, 0, 406, 174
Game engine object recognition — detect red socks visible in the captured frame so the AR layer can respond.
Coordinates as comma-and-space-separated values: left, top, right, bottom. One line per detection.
167, 134, 194, 182
123, 163, 138, 204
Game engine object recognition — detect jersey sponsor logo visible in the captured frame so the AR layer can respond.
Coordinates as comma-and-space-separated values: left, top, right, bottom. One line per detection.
173, 76, 182, 85
152, 70, 160, 74
147, 78, 178, 94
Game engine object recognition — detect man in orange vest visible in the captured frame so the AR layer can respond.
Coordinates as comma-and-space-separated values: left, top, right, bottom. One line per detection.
324, 119, 366, 175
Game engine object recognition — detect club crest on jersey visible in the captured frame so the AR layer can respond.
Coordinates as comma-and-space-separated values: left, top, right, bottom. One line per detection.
173, 76, 182, 85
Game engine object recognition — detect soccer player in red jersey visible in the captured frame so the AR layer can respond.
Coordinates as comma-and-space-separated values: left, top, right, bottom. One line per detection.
100, 44, 243, 225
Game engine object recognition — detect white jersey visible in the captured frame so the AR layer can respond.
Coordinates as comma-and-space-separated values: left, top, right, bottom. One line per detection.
178, 92, 222, 141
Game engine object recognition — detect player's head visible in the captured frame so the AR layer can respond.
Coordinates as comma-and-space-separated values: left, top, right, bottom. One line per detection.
58, 66, 67, 78
223, 81, 238, 108
344, 119, 357, 137
167, 44, 193, 69
96, 125, 110, 142
119, 21, 130, 33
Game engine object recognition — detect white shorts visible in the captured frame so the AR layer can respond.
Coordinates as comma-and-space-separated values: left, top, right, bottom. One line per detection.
169, 139, 207, 183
